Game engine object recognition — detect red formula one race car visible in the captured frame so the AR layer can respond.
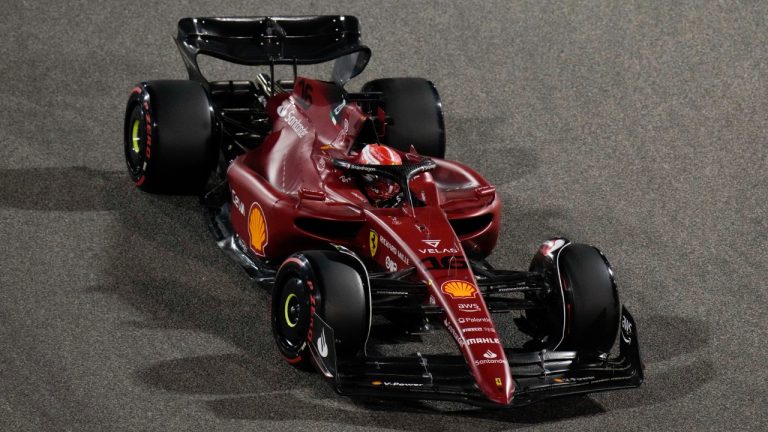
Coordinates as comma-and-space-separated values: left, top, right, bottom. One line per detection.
123, 16, 643, 407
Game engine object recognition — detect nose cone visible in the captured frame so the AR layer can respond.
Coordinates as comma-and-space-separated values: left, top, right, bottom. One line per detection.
473, 360, 515, 405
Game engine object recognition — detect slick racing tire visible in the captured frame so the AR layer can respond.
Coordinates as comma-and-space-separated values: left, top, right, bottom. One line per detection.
124, 80, 216, 193
528, 241, 621, 355
361, 78, 445, 158
271, 251, 370, 370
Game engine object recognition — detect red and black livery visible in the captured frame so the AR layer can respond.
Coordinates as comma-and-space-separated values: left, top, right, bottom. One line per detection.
123, 16, 643, 408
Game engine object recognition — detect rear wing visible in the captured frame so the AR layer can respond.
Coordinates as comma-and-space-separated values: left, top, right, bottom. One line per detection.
175, 16, 371, 85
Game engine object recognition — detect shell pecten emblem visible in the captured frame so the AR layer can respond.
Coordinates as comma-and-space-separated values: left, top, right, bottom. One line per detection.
441, 280, 478, 299
248, 203, 268, 256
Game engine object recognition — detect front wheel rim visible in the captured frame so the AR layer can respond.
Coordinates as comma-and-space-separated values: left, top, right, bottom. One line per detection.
275, 276, 311, 353
284, 293, 299, 328
131, 119, 141, 154
125, 103, 145, 177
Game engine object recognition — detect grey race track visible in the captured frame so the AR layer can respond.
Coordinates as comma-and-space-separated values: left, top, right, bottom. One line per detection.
1, 1, 766, 431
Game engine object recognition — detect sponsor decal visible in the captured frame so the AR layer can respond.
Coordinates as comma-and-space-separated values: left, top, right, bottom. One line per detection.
621, 314, 633, 344
307, 314, 337, 377
372, 381, 423, 387
458, 303, 481, 313
277, 102, 310, 138
458, 317, 491, 324
389, 216, 402, 225
423, 240, 441, 248
422, 256, 467, 270
230, 190, 245, 216
330, 118, 349, 147
443, 318, 465, 346
142, 101, 153, 160
418, 247, 460, 255
441, 280, 478, 299
307, 279, 317, 342
553, 376, 595, 383
474, 358, 504, 366
248, 203, 268, 256
495, 377, 503, 387
336, 159, 378, 172
462, 326, 497, 334
379, 235, 410, 265
465, 337, 500, 346
330, 98, 346, 125
483, 350, 497, 359
369, 230, 379, 257
317, 328, 328, 358
384, 255, 398, 272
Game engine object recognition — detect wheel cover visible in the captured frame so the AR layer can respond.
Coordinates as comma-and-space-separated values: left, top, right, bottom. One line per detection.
275, 277, 311, 352
131, 119, 141, 154
284, 293, 299, 328
124, 104, 145, 177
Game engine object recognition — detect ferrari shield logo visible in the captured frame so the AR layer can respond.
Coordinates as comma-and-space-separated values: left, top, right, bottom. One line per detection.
369, 230, 379, 257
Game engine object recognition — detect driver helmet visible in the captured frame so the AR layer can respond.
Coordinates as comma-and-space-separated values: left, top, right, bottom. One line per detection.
356, 144, 402, 202
357, 144, 403, 165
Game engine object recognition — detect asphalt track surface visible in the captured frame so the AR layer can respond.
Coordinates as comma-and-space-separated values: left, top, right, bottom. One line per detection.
1, 1, 766, 431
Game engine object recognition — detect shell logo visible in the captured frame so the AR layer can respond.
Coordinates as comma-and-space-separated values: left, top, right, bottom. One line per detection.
441, 280, 478, 299
248, 203, 268, 256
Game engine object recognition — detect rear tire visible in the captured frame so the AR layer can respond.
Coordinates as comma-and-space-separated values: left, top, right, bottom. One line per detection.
528, 242, 620, 354
123, 80, 216, 193
362, 78, 445, 158
271, 251, 370, 370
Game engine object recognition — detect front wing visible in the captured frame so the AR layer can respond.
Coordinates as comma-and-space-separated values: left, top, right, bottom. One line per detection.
309, 306, 644, 407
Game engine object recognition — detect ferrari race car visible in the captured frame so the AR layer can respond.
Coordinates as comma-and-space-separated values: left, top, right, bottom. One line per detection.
123, 16, 643, 407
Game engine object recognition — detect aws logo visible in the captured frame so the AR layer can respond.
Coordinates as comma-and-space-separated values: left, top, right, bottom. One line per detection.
248, 203, 268, 256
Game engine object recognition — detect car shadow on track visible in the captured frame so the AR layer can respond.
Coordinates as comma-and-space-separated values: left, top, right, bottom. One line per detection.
91, 270, 602, 429
445, 115, 541, 192
138, 312, 712, 431
100, 272, 714, 430
115, 273, 712, 430
0, 166, 224, 264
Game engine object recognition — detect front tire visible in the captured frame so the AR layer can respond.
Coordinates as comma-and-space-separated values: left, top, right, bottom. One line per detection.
528, 241, 621, 354
123, 80, 216, 193
271, 251, 370, 370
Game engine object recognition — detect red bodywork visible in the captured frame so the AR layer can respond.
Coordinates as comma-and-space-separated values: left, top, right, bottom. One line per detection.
227, 78, 511, 404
